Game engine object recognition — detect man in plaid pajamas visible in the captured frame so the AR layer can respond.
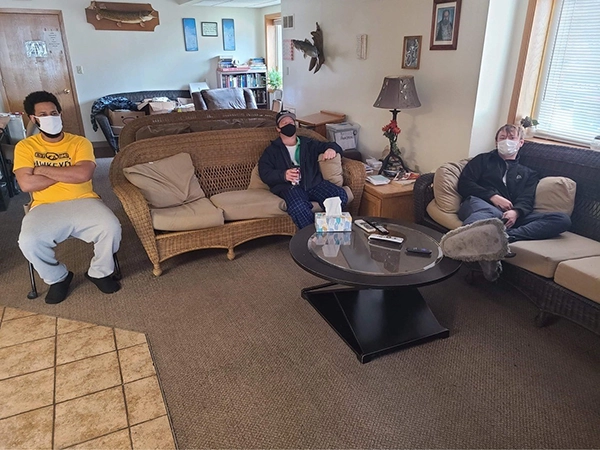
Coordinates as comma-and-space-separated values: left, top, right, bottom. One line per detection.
258, 111, 348, 229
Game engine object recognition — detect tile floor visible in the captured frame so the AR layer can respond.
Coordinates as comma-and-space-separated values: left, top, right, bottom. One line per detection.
0, 306, 176, 450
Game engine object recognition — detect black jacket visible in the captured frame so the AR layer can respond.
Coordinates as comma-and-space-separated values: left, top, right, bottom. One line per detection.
258, 136, 342, 196
457, 150, 539, 218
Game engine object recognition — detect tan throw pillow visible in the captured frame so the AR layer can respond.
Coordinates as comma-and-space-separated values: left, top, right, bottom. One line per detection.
534, 176, 576, 215
433, 159, 470, 214
248, 165, 270, 190
123, 153, 204, 209
135, 123, 191, 141
318, 153, 343, 187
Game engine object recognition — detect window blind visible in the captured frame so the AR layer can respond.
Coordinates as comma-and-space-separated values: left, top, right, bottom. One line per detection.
535, 0, 600, 146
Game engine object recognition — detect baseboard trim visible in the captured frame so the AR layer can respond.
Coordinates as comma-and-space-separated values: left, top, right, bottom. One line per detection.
93, 141, 115, 158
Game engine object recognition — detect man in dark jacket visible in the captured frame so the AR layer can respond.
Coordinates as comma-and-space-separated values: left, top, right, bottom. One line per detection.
258, 111, 348, 228
441, 123, 571, 280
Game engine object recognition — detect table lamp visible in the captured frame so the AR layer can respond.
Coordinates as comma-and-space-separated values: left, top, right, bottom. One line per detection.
373, 75, 421, 174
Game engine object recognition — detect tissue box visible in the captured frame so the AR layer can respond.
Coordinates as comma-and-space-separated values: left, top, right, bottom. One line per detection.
314, 212, 353, 232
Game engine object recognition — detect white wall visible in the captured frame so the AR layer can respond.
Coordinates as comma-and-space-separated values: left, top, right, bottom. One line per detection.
0, 0, 272, 141
469, 0, 528, 157
281, 0, 505, 172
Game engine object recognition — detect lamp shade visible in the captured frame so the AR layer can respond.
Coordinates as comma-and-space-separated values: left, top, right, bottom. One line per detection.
373, 76, 421, 110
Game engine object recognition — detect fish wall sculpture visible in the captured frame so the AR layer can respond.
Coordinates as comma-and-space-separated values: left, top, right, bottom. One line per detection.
86, 2, 159, 31
292, 23, 325, 74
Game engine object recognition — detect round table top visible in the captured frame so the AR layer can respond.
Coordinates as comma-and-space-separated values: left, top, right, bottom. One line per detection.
289, 217, 461, 288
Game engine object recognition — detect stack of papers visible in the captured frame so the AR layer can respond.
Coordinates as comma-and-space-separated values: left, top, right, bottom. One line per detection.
366, 175, 391, 185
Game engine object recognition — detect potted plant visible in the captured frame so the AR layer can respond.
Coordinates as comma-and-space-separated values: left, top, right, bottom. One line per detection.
267, 68, 282, 92
520, 116, 539, 138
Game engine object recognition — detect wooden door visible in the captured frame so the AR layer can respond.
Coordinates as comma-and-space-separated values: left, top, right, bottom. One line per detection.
0, 9, 84, 136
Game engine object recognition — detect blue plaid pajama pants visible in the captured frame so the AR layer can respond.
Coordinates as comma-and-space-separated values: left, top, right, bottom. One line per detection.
282, 180, 348, 229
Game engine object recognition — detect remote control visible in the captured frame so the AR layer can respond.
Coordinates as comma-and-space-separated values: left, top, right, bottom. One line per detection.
354, 219, 377, 233
406, 247, 432, 256
365, 220, 389, 234
368, 234, 404, 245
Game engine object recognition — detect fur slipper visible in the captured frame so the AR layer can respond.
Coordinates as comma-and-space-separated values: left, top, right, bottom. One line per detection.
440, 218, 509, 262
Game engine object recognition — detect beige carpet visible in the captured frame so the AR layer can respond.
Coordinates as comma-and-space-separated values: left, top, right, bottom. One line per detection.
0, 159, 599, 449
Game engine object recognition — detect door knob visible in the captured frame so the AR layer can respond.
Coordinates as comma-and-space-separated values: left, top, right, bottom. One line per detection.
63, 88, 71, 94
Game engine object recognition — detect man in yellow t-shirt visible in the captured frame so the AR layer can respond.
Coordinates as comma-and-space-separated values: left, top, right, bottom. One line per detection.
13, 91, 122, 304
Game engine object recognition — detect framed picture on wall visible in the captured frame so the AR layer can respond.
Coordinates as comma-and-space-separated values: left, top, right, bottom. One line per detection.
402, 36, 422, 69
182, 18, 198, 52
430, 0, 461, 50
222, 18, 235, 51
201, 21, 218, 37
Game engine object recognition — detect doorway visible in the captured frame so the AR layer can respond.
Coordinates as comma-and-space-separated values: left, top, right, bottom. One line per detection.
0, 9, 84, 136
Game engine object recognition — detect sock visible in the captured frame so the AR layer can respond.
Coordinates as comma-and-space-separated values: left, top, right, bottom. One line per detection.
45, 271, 74, 304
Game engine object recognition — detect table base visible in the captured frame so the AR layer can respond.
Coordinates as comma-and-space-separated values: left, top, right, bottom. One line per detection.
302, 283, 449, 363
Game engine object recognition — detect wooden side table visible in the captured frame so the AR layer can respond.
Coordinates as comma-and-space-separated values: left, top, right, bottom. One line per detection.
358, 181, 415, 222
296, 110, 346, 137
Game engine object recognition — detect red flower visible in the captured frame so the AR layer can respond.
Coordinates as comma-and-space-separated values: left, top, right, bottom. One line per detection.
382, 120, 401, 140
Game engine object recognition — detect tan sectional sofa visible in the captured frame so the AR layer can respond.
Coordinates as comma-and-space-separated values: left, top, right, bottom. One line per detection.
110, 127, 366, 276
413, 141, 600, 335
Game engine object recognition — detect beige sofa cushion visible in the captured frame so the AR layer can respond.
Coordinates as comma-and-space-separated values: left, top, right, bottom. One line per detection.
135, 123, 191, 142
150, 198, 224, 231
248, 165, 270, 190
318, 153, 343, 187
534, 176, 576, 215
426, 200, 463, 230
507, 232, 600, 278
210, 189, 288, 221
123, 153, 204, 209
554, 256, 600, 304
433, 159, 470, 214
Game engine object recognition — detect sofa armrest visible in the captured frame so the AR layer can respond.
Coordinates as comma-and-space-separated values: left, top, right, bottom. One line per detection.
109, 161, 160, 268
192, 92, 208, 110
242, 88, 258, 109
341, 157, 366, 216
94, 113, 118, 153
413, 172, 449, 233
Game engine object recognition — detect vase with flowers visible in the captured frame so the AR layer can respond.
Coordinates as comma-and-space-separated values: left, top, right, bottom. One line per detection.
520, 116, 539, 138
380, 119, 408, 175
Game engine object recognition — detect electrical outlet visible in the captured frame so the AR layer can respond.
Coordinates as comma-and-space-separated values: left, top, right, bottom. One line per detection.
76, 66, 84, 74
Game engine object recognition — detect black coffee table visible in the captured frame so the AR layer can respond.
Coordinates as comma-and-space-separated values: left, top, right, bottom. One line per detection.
289, 218, 461, 363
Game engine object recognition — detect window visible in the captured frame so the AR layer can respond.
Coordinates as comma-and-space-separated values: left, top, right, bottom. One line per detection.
533, 0, 600, 146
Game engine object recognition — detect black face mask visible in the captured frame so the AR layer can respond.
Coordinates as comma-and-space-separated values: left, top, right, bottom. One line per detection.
280, 123, 296, 137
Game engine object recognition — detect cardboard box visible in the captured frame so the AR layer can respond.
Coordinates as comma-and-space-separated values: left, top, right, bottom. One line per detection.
108, 109, 146, 126
111, 125, 124, 136
314, 212, 353, 232
149, 101, 177, 115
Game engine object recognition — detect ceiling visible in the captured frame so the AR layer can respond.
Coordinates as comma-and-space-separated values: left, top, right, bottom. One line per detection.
177, 0, 281, 7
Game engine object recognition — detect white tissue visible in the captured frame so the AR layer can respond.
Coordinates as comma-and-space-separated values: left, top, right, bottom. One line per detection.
324, 196, 342, 217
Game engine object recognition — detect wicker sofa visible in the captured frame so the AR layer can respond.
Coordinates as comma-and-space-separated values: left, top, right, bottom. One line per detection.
118, 109, 277, 149
92, 89, 192, 153
110, 127, 366, 276
414, 141, 600, 335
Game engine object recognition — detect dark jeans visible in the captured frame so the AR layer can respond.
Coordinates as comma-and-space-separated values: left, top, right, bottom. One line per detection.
281, 180, 348, 229
458, 196, 571, 242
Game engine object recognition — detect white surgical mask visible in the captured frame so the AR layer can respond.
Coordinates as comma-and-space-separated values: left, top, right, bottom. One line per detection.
497, 139, 519, 158
35, 115, 63, 135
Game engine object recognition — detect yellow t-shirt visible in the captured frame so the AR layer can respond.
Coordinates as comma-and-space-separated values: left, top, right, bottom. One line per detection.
13, 133, 99, 207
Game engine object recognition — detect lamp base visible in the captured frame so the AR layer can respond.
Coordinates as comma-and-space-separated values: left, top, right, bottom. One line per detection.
379, 152, 409, 176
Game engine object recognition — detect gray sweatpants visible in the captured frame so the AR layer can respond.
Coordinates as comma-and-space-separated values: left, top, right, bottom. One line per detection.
19, 198, 122, 285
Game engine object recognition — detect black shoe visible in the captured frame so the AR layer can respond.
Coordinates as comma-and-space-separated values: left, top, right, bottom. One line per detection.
85, 273, 121, 294
45, 272, 74, 304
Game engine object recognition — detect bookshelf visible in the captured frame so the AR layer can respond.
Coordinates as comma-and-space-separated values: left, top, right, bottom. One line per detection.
216, 68, 268, 109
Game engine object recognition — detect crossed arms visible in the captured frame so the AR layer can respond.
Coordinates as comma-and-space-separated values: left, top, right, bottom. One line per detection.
15, 161, 96, 193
